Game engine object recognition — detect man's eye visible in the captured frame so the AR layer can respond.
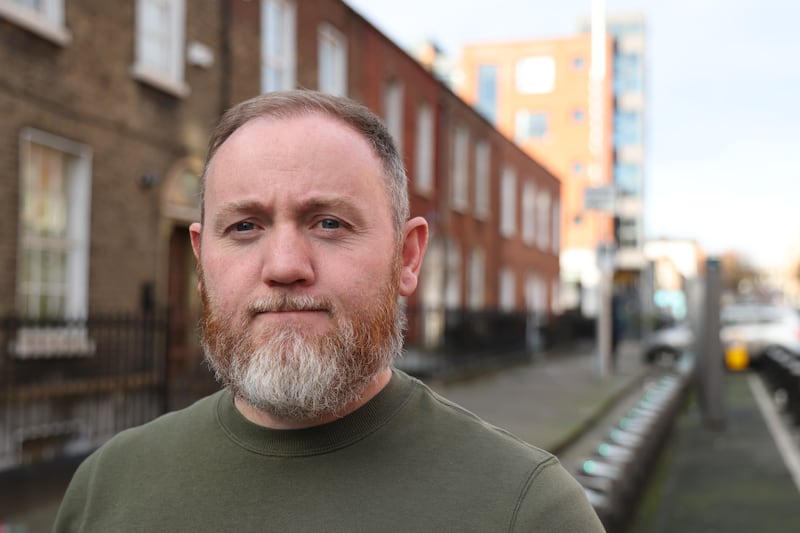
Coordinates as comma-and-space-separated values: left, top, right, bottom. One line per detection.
234, 221, 256, 232
319, 218, 341, 229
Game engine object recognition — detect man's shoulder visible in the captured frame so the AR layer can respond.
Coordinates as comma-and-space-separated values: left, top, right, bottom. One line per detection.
397, 371, 555, 465
89, 390, 224, 460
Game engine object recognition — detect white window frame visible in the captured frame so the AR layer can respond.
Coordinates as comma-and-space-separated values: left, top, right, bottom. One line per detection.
499, 267, 516, 312
383, 80, 404, 156
261, 0, 296, 93
522, 181, 536, 246
131, 0, 188, 97
537, 190, 551, 250
414, 102, 434, 196
0, 0, 71, 45
500, 166, 517, 237
318, 22, 347, 96
13, 128, 95, 358
451, 125, 469, 212
468, 248, 485, 310
474, 140, 490, 220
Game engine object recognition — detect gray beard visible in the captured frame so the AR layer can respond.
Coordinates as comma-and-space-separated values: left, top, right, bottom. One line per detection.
199, 290, 405, 423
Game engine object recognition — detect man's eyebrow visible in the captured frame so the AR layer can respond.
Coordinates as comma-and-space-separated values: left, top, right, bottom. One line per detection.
210, 196, 367, 231
298, 196, 361, 214
212, 200, 269, 232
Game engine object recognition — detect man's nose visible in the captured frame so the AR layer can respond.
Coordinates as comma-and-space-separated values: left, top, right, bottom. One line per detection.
260, 225, 315, 287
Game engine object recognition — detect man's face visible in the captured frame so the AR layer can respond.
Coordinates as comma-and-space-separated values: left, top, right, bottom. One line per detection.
190, 113, 418, 423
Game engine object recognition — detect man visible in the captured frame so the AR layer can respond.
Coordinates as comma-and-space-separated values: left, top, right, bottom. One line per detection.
55, 90, 604, 532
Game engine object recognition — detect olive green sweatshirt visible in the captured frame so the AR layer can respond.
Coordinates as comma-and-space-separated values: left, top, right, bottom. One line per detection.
54, 369, 604, 532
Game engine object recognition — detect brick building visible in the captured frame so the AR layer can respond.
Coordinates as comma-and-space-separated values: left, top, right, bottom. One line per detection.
0, 0, 560, 469
458, 34, 615, 317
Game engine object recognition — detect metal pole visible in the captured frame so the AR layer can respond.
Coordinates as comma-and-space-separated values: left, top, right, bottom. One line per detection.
699, 257, 725, 428
597, 243, 614, 377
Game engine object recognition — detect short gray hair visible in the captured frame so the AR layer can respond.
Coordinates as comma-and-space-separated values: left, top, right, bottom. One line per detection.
201, 90, 409, 239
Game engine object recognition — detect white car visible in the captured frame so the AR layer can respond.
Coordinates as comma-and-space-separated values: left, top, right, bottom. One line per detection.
719, 304, 800, 365
642, 322, 694, 365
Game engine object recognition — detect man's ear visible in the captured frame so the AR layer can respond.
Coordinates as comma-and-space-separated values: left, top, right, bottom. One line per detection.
189, 222, 203, 292
189, 222, 202, 260
398, 217, 429, 297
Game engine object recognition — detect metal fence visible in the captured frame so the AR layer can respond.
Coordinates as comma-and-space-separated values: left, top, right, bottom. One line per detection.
0, 306, 586, 471
0, 313, 169, 471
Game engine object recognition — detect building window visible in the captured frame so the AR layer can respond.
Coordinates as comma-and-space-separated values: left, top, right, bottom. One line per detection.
572, 108, 585, 122
468, 248, 485, 310
551, 279, 561, 314
572, 161, 584, 175
14, 130, 96, 358
445, 241, 462, 309
618, 217, 639, 248
382, 80, 404, 156
17, 129, 92, 321
536, 191, 551, 250
515, 111, 548, 142
476, 64, 497, 123
525, 273, 546, 317
473, 140, 490, 219
0, 0, 70, 45
552, 200, 561, 254
414, 102, 434, 195
614, 162, 641, 196
500, 166, 516, 237
318, 22, 347, 96
522, 181, 536, 246
572, 56, 585, 70
614, 110, 642, 146
515, 56, 555, 94
132, 0, 188, 97
614, 52, 643, 93
451, 125, 469, 212
261, 0, 296, 93
499, 267, 515, 312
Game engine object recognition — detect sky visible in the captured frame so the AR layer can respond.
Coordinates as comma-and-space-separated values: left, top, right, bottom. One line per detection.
344, 0, 800, 269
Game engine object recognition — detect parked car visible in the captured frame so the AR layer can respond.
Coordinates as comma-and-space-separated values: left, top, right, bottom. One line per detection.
642, 321, 694, 365
719, 304, 800, 365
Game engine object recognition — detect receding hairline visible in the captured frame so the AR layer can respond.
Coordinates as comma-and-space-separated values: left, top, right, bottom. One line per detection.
199, 90, 410, 238
203, 109, 379, 178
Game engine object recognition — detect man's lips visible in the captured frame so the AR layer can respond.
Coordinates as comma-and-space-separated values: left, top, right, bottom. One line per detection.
248, 295, 333, 315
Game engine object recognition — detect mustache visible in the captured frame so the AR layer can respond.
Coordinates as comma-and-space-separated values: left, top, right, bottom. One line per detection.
248, 294, 334, 314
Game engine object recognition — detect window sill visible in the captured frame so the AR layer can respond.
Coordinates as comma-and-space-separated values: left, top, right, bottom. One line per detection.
130, 64, 190, 98
0, 4, 71, 46
10, 327, 96, 359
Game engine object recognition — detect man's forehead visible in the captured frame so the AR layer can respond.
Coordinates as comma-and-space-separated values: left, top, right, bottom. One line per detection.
203, 111, 391, 214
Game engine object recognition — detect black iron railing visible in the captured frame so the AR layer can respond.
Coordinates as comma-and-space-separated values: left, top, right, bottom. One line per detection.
0, 306, 584, 470
0, 313, 169, 471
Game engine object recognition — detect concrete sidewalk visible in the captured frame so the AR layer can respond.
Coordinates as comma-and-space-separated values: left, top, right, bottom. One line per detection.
428, 339, 654, 457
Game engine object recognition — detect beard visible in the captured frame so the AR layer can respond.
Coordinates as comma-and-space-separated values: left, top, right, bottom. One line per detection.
198, 265, 405, 424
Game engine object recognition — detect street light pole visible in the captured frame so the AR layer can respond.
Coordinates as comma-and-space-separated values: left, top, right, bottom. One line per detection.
590, 0, 613, 377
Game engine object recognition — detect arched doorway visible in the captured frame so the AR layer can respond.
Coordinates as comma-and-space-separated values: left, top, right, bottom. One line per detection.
160, 159, 219, 409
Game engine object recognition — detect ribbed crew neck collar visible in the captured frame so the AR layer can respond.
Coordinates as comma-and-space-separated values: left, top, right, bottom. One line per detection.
214, 369, 416, 457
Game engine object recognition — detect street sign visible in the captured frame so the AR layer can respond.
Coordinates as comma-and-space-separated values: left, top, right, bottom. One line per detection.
584, 186, 616, 213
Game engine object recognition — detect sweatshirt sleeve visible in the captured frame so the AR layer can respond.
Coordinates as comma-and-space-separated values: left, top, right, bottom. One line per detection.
52, 452, 97, 533
511, 456, 606, 532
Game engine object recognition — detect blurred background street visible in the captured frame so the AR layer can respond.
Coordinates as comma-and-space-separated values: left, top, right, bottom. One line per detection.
2, 0, 800, 531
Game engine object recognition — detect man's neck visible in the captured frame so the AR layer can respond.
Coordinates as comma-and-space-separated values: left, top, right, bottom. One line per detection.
233, 367, 393, 430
